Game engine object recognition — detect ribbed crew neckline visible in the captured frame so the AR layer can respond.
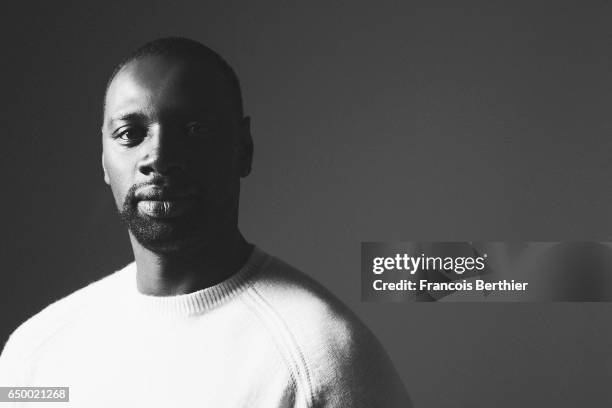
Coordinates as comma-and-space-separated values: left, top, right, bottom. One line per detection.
122, 246, 269, 317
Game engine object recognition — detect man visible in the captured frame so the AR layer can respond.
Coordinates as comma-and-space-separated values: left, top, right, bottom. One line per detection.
0, 37, 412, 407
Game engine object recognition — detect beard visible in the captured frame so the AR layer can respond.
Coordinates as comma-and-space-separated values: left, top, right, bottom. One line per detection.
118, 184, 205, 253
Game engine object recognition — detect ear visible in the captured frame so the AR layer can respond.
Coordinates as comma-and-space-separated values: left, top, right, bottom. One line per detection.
237, 116, 253, 178
102, 152, 110, 185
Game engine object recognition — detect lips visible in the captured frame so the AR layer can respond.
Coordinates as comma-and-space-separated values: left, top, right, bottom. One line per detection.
135, 187, 199, 219
137, 199, 196, 218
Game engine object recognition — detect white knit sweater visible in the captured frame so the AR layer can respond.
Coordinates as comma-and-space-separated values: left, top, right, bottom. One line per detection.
0, 247, 411, 407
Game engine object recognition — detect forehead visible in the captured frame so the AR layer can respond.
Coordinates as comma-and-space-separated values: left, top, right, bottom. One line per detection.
104, 55, 233, 122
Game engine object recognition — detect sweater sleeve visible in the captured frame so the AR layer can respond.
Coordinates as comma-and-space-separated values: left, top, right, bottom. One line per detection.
0, 327, 28, 386
249, 256, 413, 408
306, 313, 413, 408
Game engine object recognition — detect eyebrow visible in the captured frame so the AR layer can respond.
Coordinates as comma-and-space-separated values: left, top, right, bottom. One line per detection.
109, 112, 148, 124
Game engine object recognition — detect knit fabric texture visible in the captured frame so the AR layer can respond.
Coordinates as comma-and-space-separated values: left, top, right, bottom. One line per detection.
0, 247, 411, 407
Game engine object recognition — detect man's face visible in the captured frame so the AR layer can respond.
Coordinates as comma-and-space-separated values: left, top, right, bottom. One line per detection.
102, 55, 251, 253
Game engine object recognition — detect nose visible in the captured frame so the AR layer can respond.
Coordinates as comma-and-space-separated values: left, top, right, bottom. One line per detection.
138, 124, 186, 177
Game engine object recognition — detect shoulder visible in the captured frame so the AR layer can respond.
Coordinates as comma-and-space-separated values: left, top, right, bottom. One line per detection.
0, 263, 134, 362
247, 253, 412, 407
250, 255, 360, 336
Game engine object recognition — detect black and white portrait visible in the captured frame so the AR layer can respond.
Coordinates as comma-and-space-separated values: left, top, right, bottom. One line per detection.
1, 2, 611, 407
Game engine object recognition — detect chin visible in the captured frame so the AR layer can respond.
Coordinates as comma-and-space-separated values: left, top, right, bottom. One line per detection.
130, 224, 220, 255
120, 205, 229, 255
134, 231, 211, 254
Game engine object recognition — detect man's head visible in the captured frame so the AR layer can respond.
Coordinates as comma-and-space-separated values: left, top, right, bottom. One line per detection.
101, 37, 253, 253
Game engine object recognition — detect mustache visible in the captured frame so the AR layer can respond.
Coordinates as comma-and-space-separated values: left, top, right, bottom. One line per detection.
124, 180, 202, 204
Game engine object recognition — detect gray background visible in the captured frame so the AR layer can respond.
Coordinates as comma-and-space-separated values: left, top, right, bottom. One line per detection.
2, 1, 611, 406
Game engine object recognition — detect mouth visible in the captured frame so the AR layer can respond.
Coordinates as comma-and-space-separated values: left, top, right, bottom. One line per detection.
137, 198, 197, 219
135, 187, 199, 219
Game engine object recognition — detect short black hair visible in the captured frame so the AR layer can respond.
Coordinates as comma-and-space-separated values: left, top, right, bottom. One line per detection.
105, 37, 244, 118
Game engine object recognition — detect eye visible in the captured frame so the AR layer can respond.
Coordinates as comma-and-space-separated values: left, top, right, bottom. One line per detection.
114, 126, 147, 146
186, 121, 211, 137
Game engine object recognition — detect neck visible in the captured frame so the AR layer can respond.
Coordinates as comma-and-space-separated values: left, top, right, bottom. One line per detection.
130, 230, 253, 296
